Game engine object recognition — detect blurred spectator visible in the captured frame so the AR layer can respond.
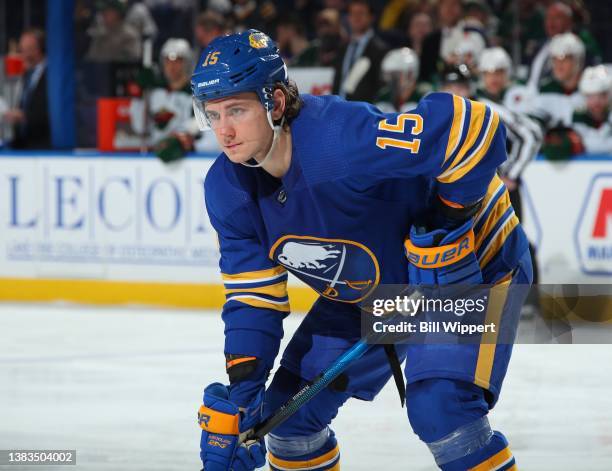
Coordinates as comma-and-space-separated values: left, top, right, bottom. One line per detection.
497, 0, 545, 68
419, 0, 464, 82
572, 65, 612, 154
194, 10, 226, 55
129, 38, 197, 161
86, 0, 142, 63
125, 1, 158, 39
463, 0, 492, 42
291, 8, 347, 67
438, 63, 473, 97
406, 12, 433, 56
332, 0, 388, 102
2, 29, 50, 149
376, 47, 430, 112
526, 1, 601, 91
276, 15, 310, 65
230, 0, 278, 33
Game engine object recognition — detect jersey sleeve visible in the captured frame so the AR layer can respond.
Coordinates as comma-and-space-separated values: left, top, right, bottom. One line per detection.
343, 92, 507, 206
205, 180, 289, 373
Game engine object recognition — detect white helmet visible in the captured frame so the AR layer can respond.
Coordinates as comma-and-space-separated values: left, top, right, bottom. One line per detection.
381, 48, 420, 79
161, 38, 192, 62
479, 47, 512, 73
579, 65, 612, 95
549, 33, 585, 62
450, 31, 486, 64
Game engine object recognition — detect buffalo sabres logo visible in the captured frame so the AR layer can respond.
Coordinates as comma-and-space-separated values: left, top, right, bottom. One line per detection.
270, 236, 380, 303
249, 32, 268, 49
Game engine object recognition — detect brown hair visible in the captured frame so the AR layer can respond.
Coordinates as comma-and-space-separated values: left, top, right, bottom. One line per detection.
274, 80, 303, 129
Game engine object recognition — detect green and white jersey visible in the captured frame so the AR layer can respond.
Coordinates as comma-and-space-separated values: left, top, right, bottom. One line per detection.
572, 108, 612, 154
129, 84, 194, 145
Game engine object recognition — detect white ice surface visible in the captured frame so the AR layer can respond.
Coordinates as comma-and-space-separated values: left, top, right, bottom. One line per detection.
1, 304, 611, 470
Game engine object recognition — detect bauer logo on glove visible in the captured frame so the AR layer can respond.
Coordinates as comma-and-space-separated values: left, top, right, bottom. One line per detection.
405, 230, 474, 268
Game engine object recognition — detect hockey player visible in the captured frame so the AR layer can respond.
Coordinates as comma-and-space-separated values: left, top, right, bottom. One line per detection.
193, 30, 532, 471
571, 65, 612, 154
376, 48, 431, 113
532, 32, 586, 128
439, 63, 474, 98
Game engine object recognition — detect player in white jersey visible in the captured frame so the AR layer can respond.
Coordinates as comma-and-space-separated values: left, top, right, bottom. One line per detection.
571, 65, 612, 154
532, 33, 586, 128
375, 48, 430, 113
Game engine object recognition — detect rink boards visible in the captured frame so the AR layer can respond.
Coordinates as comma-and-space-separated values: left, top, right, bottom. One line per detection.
0, 151, 610, 308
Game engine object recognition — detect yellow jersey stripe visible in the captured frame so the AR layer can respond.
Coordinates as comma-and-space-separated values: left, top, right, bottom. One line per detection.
438, 106, 500, 184
268, 445, 340, 470
474, 178, 505, 228
469, 445, 514, 471
473, 279, 511, 396
221, 265, 287, 284
478, 214, 519, 267
444, 94, 466, 164
226, 295, 290, 312
440, 99, 487, 176
475, 194, 513, 251
224, 280, 288, 298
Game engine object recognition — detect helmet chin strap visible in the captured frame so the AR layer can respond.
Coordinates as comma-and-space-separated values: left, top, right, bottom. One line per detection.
241, 111, 285, 168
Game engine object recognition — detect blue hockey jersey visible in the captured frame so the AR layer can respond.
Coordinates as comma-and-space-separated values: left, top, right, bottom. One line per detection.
204, 92, 528, 370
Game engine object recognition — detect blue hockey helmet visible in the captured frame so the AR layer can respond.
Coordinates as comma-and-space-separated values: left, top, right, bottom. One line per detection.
191, 29, 288, 130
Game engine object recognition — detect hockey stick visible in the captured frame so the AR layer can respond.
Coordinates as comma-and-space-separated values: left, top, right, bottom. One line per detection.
239, 288, 422, 443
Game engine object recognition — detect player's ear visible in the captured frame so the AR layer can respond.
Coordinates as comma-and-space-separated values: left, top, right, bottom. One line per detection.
271, 88, 286, 122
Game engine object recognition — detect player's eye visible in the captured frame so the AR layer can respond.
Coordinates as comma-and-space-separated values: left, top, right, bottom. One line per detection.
206, 111, 220, 122
228, 107, 245, 117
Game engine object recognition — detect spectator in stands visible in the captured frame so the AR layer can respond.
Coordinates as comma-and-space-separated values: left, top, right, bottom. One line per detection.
194, 10, 226, 55
376, 47, 430, 113
526, 2, 573, 90
129, 38, 197, 162
294, 8, 347, 68
526, 1, 601, 91
2, 28, 50, 149
572, 65, 612, 154
332, 0, 388, 102
86, 0, 141, 63
405, 12, 433, 56
275, 15, 310, 66
419, 0, 464, 82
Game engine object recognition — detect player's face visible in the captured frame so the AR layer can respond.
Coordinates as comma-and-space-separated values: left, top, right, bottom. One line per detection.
585, 92, 609, 118
204, 92, 273, 164
552, 56, 578, 83
483, 69, 508, 96
163, 57, 185, 83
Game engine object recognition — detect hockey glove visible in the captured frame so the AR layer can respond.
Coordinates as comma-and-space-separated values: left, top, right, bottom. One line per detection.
198, 383, 266, 471
405, 218, 483, 286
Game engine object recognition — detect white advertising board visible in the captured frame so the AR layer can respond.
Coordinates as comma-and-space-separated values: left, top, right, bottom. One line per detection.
1, 153, 610, 290
522, 159, 612, 283
0, 154, 220, 283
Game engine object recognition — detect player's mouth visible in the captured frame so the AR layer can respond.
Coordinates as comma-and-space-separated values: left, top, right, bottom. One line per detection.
224, 142, 242, 150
